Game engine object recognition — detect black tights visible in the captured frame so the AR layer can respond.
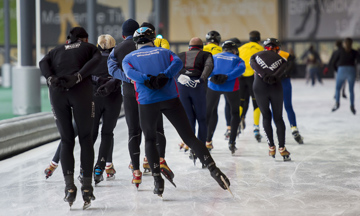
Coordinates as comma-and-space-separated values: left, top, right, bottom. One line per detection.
139, 98, 214, 175
253, 75, 285, 147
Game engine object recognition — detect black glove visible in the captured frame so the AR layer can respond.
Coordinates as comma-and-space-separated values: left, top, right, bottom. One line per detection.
262, 74, 277, 84
47, 76, 66, 91
95, 76, 111, 88
144, 75, 156, 89
210, 74, 228, 85
60, 72, 82, 89
95, 79, 121, 97
144, 74, 169, 89
154, 74, 169, 89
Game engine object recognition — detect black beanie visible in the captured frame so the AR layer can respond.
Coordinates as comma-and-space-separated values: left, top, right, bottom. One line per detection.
122, 19, 139, 36
141, 22, 155, 31
67, 27, 88, 43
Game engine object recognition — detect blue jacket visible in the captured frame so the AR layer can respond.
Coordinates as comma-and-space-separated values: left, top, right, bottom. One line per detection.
122, 45, 183, 104
107, 36, 135, 83
208, 52, 245, 92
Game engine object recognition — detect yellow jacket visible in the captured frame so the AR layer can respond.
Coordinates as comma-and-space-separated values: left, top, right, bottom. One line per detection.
204, 43, 222, 55
154, 38, 170, 49
278, 50, 290, 60
239, 42, 263, 77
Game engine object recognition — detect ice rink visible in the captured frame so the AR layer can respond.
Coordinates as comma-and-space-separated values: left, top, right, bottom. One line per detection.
0, 79, 359, 216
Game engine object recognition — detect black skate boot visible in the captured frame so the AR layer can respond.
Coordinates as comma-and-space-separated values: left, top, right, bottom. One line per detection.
93, 165, 104, 185
160, 159, 176, 187
81, 177, 96, 210
153, 173, 165, 198
350, 105, 356, 115
228, 141, 237, 154
254, 125, 262, 142
64, 175, 77, 207
208, 163, 233, 196
332, 102, 340, 112
291, 127, 304, 144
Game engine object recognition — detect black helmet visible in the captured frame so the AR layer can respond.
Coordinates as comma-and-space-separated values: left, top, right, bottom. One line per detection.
133, 27, 155, 44
228, 38, 241, 48
206, 31, 221, 44
263, 38, 281, 51
222, 40, 237, 50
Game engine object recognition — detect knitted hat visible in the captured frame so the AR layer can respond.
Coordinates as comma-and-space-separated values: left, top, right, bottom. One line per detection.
67, 27, 88, 43
122, 19, 139, 36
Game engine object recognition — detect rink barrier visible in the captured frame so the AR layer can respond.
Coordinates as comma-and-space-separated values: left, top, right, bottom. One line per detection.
0, 107, 125, 160
0, 112, 59, 160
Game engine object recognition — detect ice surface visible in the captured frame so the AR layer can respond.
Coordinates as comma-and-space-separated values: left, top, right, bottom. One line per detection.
0, 79, 359, 216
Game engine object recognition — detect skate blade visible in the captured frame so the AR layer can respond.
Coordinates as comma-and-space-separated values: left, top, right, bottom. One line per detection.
158, 194, 163, 199
220, 176, 234, 198
106, 174, 115, 180
161, 171, 177, 188
83, 201, 91, 210
283, 156, 291, 161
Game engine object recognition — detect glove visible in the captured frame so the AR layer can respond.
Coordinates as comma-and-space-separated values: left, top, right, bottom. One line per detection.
60, 72, 82, 89
47, 76, 66, 91
177, 74, 199, 88
95, 76, 111, 87
210, 74, 228, 85
154, 73, 169, 89
262, 74, 277, 84
144, 75, 156, 89
95, 79, 121, 97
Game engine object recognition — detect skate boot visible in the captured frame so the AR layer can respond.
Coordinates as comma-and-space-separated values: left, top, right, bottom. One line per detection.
224, 129, 231, 140
44, 161, 58, 179
208, 163, 232, 196
254, 125, 262, 142
206, 141, 214, 151
160, 159, 176, 187
93, 165, 104, 185
228, 141, 237, 154
78, 168, 84, 184
143, 158, 151, 173
332, 102, 339, 112
81, 177, 96, 210
350, 105, 356, 115
179, 142, 189, 152
269, 145, 276, 158
291, 126, 304, 144
64, 175, 77, 207
153, 173, 165, 198
105, 163, 116, 180
240, 117, 246, 130
128, 161, 134, 172
132, 171, 142, 189
279, 147, 291, 161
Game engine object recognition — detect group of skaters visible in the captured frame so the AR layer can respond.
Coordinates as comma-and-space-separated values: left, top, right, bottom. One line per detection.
39, 18, 308, 209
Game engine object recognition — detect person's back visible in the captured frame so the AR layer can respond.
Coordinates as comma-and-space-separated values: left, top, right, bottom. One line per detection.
123, 45, 182, 104
239, 41, 263, 77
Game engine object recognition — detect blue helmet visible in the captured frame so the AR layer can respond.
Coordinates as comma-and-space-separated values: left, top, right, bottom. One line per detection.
133, 27, 156, 44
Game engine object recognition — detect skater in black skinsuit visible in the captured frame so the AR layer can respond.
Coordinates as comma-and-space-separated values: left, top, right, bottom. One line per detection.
250, 38, 291, 161
43, 35, 122, 185
39, 27, 101, 209
91, 34, 122, 184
